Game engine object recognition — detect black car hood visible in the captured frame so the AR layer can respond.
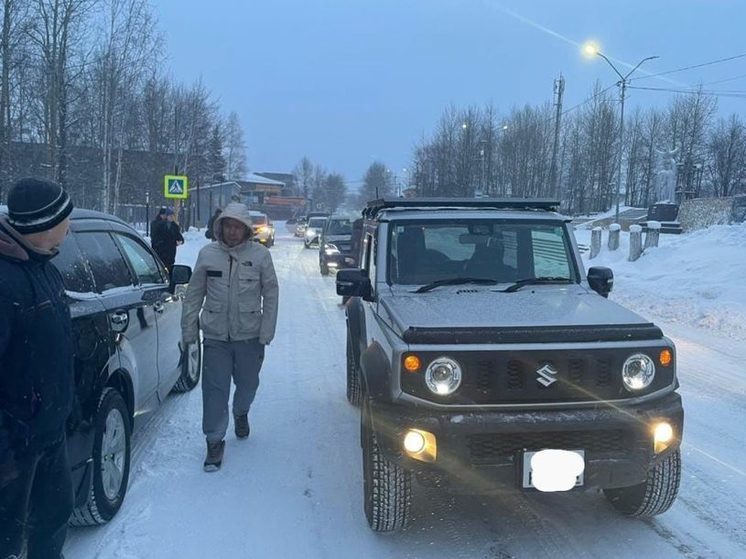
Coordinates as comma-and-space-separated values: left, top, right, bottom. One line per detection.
379, 285, 663, 344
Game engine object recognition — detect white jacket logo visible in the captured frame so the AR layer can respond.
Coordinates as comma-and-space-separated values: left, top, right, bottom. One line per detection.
536, 363, 559, 387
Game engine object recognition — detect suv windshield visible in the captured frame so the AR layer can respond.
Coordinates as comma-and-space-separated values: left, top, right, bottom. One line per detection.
388, 220, 576, 286
326, 219, 352, 236
251, 215, 267, 226
309, 217, 327, 228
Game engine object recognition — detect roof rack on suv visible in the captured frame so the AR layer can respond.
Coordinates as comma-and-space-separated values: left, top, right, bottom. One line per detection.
363, 197, 561, 219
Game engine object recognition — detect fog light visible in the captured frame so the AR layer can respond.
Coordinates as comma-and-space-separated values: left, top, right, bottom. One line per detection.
654, 422, 674, 453
402, 429, 437, 463
403, 430, 426, 453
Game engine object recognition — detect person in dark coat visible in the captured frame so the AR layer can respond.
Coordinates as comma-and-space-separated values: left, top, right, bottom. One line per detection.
205, 208, 222, 241
0, 177, 75, 559
151, 207, 184, 271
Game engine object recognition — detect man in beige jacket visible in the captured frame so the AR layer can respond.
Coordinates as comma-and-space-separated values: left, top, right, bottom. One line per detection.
181, 203, 279, 471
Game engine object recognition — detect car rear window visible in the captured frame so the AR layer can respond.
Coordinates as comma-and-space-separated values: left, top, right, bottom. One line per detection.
76, 232, 134, 292
53, 234, 96, 293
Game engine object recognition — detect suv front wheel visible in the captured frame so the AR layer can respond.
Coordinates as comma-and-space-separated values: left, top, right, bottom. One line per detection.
604, 449, 681, 517
362, 399, 412, 532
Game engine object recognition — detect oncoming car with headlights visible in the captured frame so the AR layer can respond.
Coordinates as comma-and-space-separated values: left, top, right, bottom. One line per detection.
319, 215, 356, 275
248, 210, 275, 247
337, 197, 684, 532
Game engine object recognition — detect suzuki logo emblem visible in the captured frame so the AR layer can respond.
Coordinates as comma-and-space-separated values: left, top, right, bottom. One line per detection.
536, 363, 559, 387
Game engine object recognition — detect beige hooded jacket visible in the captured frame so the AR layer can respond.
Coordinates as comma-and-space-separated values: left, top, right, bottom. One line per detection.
181, 203, 279, 345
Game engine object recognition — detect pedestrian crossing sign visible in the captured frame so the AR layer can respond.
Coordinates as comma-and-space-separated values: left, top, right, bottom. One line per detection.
164, 175, 189, 199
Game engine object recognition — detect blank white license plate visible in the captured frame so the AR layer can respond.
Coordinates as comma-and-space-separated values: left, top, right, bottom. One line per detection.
522, 449, 585, 491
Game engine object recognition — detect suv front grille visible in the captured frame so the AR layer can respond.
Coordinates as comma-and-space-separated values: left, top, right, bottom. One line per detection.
468, 430, 629, 465
401, 349, 674, 405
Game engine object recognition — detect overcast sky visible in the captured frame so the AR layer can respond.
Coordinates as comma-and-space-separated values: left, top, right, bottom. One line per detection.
152, 0, 745, 185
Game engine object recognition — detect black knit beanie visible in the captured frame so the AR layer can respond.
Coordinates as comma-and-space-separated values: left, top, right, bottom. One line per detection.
7, 177, 73, 234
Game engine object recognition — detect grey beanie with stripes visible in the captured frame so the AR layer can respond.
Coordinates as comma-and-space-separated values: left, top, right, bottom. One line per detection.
7, 177, 74, 234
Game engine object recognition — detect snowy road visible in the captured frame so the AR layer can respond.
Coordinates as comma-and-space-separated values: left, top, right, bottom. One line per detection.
66, 230, 746, 559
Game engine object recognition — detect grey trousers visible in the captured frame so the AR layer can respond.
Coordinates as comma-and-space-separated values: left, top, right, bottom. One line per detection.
202, 338, 265, 443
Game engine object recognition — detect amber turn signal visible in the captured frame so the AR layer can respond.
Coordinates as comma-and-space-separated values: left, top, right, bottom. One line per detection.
403, 355, 422, 373
659, 349, 673, 367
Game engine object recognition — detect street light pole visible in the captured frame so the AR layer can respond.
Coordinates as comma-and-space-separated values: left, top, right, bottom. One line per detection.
590, 49, 658, 223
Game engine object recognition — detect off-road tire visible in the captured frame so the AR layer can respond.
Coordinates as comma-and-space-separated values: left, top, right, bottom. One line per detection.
70, 388, 132, 526
173, 341, 202, 393
362, 400, 412, 532
346, 335, 362, 406
604, 449, 681, 517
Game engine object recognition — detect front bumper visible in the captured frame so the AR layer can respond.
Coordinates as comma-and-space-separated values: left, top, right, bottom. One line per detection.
369, 392, 683, 490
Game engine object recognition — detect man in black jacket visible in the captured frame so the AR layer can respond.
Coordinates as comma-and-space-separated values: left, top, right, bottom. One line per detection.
0, 178, 75, 559
151, 207, 184, 270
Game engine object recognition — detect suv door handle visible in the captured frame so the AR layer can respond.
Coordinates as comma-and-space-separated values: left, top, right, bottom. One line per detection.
110, 310, 129, 332
153, 301, 165, 314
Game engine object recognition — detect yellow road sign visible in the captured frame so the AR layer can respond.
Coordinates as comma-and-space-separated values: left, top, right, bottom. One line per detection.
164, 175, 189, 199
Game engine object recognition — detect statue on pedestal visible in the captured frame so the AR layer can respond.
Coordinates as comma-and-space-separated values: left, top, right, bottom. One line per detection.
654, 145, 679, 203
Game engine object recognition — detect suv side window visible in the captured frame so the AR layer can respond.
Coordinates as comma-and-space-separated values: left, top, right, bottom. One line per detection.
115, 234, 165, 285
76, 232, 134, 292
53, 234, 95, 293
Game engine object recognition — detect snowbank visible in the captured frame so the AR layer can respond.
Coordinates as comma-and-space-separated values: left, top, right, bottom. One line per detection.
575, 223, 746, 341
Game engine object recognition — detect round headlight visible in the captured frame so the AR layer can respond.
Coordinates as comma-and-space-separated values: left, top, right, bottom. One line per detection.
622, 353, 656, 391
425, 357, 462, 395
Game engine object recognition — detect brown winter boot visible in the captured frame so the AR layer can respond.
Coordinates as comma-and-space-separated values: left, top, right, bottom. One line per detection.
234, 414, 250, 439
204, 440, 225, 472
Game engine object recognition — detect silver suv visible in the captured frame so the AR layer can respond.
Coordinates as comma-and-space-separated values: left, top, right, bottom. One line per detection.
337, 198, 683, 532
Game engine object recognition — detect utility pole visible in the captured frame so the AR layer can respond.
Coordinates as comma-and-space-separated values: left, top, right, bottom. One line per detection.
615, 80, 626, 220
549, 74, 565, 200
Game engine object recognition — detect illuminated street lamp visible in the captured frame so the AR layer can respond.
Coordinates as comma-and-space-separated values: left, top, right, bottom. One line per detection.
582, 40, 658, 222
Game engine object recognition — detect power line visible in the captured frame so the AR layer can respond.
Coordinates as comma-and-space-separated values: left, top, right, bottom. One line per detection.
700, 73, 746, 87
632, 52, 746, 82
559, 84, 617, 118
627, 85, 746, 99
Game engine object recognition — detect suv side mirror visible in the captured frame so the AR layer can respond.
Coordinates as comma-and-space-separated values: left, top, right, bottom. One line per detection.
337, 268, 372, 301
170, 264, 192, 292
587, 267, 613, 298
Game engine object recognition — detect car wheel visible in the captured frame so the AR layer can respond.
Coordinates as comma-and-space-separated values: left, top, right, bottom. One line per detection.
70, 388, 131, 526
604, 449, 681, 517
320, 261, 329, 276
304, 240, 310, 249
346, 335, 361, 406
172, 341, 202, 393
362, 398, 412, 532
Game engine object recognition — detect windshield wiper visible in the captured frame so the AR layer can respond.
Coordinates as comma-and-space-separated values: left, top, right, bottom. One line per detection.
414, 277, 498, 294
501, 276, 574, 293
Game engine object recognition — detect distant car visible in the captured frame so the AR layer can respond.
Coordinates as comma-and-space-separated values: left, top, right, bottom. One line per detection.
319, 215, 356, 275
294, 217, 308, 238
249, 211, 275, 248
303, 215, 329, 248
0, 207, 200, 527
